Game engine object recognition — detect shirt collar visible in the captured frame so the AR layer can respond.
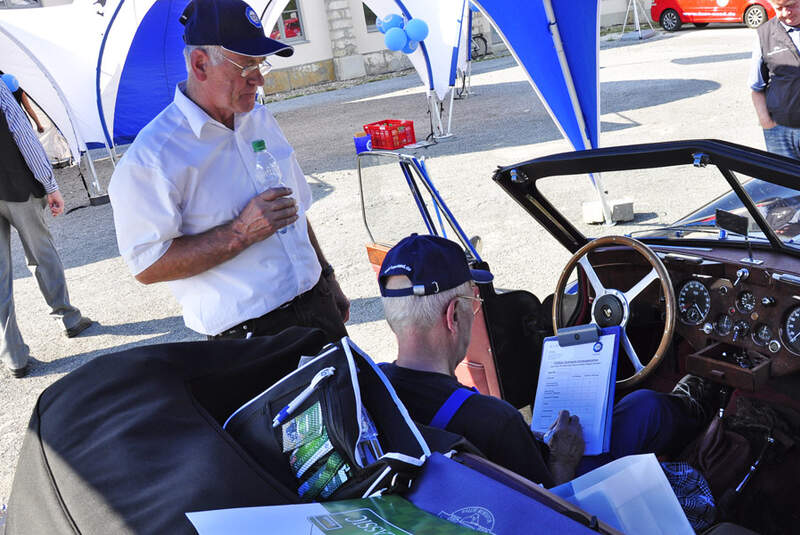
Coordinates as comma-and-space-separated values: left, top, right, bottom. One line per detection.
780, 21, 800, 32
173, 82, 215, 138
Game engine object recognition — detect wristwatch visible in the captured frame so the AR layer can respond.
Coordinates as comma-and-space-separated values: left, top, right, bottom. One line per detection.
321, 264, 335, 279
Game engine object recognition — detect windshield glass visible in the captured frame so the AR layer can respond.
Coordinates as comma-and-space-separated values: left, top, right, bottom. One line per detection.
535, 164, 800, 251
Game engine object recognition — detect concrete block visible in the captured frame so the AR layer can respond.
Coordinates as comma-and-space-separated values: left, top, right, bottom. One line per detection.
334, 54, 366, 80
582, 198, 634, 224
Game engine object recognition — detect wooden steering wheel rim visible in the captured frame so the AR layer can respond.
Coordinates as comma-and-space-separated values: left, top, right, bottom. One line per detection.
552, 235, 676, 389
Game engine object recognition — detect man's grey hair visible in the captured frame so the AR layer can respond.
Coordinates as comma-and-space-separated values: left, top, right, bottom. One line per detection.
183, 45, 225, 73
382, 281, 472, 335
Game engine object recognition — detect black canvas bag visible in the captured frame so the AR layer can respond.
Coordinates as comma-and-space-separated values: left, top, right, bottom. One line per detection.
224, 336, 432, 501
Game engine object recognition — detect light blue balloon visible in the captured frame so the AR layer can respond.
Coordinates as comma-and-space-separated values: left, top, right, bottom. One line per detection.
384, 27, 408, 51
1, 74, 19, 93
380, 13, 404, 33
402, 40, 419, 54
404, 18, 429, 42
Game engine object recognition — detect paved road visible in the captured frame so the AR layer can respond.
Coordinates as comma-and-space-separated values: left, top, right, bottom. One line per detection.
0, 25, 767, 508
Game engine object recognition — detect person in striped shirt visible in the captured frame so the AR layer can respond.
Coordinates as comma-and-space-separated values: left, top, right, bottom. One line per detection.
0, 82, 93, 379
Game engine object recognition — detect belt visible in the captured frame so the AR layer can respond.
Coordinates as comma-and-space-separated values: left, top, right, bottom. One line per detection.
213, 289, 309, 339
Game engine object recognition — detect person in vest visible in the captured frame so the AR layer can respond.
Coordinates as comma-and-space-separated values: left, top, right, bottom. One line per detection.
0, 82, 93, 379
378, 233, 714, 487
750, 0, 800, 159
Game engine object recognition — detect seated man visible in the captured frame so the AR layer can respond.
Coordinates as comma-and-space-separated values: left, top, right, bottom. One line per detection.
378, 233, 712, 487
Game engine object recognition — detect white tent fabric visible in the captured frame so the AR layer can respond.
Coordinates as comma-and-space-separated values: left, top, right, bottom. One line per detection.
0, 2, 109, 161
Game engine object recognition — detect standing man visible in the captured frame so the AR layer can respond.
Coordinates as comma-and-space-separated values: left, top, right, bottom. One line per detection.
109, 0, 349, 342
750, 0, 800, 159
377, 234, 713, 486
0, 83, 93, 379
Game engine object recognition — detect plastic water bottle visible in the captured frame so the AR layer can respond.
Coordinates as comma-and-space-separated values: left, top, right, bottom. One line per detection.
252, 139, 293, 234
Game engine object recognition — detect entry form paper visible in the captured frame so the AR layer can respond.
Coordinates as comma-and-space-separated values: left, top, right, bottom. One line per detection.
531, 326, 620, 455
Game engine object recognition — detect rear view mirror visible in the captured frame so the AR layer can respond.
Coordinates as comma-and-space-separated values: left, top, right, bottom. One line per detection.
716, 209, 748, 237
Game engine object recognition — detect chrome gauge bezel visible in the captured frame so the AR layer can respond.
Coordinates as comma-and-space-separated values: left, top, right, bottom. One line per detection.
715, 314, 733, 336
752, 323, 772, 347
736, 290, 756, 314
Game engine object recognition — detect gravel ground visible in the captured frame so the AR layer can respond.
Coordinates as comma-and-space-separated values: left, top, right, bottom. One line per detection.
0, 25, 768, 514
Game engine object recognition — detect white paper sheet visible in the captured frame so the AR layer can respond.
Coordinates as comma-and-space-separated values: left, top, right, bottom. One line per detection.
531, 331, 617, 455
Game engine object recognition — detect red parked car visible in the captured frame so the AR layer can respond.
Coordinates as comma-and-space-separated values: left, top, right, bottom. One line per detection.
651, 0, 775, 31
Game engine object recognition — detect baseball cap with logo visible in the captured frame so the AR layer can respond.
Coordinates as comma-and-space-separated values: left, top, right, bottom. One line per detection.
379, 234, 493, 297
180, 0, 294, 58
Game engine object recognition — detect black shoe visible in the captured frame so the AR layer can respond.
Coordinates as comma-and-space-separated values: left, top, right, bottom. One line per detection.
10, 363, 29, 378
671, 374, 717, 422
65, 317, 94, 338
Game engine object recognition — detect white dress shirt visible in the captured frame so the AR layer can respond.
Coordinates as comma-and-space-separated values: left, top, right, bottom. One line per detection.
109, 84, 320, 335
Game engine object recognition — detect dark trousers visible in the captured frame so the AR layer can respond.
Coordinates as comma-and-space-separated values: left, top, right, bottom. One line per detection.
211, 276, 347, 344
576, 389, 703, 475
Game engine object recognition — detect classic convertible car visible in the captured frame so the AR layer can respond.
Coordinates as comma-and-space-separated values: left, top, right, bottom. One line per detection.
7, 140, 799, 534
357, 139, 800, 533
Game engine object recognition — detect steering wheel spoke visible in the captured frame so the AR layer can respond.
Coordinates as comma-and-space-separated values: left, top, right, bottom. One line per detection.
623, 267, 659, 304
621, 328, 645, 373
577, 254, 607, 295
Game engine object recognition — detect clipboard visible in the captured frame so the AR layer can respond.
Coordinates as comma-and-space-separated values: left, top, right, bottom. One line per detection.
531, 325, 621, 456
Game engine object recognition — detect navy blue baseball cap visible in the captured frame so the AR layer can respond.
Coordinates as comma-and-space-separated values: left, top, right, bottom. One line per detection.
379, 234, 493, 297
180, 0, 294, 58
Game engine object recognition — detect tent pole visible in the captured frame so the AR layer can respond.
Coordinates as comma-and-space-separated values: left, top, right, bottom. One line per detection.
82, 150, 110, 206
104, 141, 117, 168
542, 0, 613, 224
446, 87, 455, 136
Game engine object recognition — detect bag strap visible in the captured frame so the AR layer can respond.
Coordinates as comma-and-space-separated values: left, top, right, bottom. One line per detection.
430, 388, 477, 430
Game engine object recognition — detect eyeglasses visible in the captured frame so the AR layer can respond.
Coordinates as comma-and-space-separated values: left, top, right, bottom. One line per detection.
456, 294, 484, 316
221, 55, 273, 78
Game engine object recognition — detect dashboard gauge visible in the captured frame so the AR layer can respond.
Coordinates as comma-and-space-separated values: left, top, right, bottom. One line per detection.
678, 280, 711, 325
736, 291, 757, 313
715, 314, 733, 336
752, 324, 772, 346
732, 321, 750, 342
784, 306, 800, 354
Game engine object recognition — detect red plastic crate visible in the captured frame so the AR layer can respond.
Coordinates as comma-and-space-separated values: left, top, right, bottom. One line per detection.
363, 119, 416, 150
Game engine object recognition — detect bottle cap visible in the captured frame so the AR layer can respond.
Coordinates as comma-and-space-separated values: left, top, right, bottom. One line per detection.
252, 139, 266, 152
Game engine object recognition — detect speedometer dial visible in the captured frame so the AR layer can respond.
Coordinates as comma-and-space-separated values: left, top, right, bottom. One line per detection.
784, 306, 800, 354
678, 280, 711, 325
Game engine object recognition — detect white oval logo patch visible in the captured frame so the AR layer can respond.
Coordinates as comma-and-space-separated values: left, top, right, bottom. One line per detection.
716, 0, 729, 6
246, 7, 262, 28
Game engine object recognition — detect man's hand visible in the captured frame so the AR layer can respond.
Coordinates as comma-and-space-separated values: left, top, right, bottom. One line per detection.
759, 115, 778, 130
46, 191, 64, 217
327, 276, 350, 322
232, 188, 298, 246
546, 410, 585, 485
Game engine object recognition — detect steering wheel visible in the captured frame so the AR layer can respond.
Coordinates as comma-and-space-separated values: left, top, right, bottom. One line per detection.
552, 235, 676, 389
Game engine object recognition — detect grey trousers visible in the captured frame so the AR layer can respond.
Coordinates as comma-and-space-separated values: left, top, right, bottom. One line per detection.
0, 195, 82, 370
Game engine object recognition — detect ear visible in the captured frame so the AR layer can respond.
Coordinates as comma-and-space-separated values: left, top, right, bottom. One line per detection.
190, 48, 211, 81
444, 298, 460, 334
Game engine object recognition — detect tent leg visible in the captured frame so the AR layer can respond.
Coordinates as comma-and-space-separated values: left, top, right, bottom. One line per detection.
445, 88, 455, 136
429, 93, 452, 140
105, 142, 117, 168
591, 172, 614, 225
82, 151, 109, 206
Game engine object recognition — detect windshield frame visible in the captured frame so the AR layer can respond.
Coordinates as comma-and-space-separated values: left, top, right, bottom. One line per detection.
492, 139, 800, 258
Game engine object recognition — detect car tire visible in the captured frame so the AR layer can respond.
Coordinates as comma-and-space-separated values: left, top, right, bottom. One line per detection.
693, 22, 709, 28
744, 4, 767, 28
660, 9, 682, 32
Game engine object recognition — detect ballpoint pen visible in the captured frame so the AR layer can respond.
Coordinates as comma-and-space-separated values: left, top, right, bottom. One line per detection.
272, 367, 335, 428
